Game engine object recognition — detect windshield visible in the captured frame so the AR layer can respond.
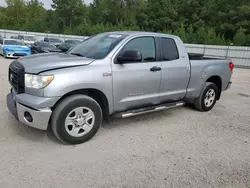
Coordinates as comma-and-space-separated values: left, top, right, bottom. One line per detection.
49, 38, 63, 43
4, 40, 23, 45
68, 33, 127, 59
24, 36, 36, 41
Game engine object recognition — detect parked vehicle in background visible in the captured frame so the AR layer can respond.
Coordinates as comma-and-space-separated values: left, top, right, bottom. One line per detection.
31, 41, 62, 54
44, 37, 63, 47
17, 35, 36, 46
58, 39, 81, 52
0, 38, 31, 58
10, 36, 18, 39
64, 39, 81, 44
6, 31, 234, 145
58, 42, 75, 52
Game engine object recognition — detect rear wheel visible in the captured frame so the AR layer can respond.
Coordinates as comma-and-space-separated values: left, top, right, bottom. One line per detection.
194, 82, 218, 112
51, 95, 103, 145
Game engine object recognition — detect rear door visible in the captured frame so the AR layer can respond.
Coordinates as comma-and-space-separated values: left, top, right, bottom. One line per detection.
159, 37, 190, 102
112, 36, 162, 112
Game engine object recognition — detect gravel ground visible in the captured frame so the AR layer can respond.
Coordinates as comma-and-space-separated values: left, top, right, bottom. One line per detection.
0, 56, 250, 188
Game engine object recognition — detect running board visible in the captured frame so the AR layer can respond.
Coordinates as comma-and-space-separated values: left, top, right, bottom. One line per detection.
114, 101, 185, 118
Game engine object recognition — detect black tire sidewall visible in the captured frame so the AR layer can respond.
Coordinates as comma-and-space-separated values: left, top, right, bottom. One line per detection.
201, 83, 218, 111
53, 96, 102, 144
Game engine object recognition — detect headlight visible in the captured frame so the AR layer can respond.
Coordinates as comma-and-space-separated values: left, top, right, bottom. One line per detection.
25, 74, 54, 89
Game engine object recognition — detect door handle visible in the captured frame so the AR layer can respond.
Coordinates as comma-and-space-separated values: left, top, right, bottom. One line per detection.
150, 66, 162, 72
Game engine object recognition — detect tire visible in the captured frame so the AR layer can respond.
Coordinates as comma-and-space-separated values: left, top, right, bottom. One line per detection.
51, 95, 103, 145
194, 82, 218, 112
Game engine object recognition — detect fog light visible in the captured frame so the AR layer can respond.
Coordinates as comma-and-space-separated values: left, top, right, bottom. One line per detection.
24, 112, 33, 123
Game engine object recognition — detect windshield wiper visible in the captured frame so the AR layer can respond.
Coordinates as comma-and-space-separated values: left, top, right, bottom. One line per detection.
70, 53, 85, 57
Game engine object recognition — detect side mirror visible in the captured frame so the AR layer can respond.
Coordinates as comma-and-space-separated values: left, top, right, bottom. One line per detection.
116, 50, 142, 64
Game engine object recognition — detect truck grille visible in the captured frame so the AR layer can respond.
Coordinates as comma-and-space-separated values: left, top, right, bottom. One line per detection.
9, 61, 25, 94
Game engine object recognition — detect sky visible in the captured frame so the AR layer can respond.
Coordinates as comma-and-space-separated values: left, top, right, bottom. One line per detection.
0, 0, 93, 9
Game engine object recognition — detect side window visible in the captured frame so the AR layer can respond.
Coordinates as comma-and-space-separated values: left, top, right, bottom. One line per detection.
0, 39, 3, 45
122, 37, 156, 62
161, 38, 179, 61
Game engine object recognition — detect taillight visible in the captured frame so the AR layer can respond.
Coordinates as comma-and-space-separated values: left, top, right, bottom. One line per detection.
229, 62, 234, 71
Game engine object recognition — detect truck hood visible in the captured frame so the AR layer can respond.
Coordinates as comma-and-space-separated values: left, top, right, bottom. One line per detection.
18, 53, 95, 74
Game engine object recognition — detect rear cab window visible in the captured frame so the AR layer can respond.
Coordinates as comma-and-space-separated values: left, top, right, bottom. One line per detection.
161, 37, 179, 61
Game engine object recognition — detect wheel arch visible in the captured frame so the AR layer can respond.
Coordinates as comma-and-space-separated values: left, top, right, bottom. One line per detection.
52, 88, 110, 121
206, 75, 222, 100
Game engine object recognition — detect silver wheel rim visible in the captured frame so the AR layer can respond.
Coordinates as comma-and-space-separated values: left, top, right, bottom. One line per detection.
65, 107, 95, 137
204, 89, 216, 107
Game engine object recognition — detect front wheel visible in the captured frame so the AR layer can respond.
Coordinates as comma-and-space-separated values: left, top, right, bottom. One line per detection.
194, 82, 218, 112
51, 95, 103, 145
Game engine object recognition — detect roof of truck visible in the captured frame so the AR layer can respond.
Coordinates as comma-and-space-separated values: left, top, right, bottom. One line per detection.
104, 31, 179, 39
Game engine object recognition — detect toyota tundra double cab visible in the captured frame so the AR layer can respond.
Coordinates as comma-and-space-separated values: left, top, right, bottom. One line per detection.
7, 31, 234, 145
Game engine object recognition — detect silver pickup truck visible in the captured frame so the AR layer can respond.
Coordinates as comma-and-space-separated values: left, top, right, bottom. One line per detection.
7, 31, 234, 145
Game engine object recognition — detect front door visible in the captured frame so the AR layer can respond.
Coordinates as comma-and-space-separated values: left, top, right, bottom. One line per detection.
159, 37, 190, 102
112, 36, 162, 112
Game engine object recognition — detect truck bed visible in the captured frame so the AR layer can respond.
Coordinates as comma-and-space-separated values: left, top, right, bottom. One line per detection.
188, 53, 224, 60
185, 56, 233, 100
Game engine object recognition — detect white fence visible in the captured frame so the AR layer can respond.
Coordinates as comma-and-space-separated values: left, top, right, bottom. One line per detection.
1, 29, 250, 68
185, 44, 250, 68
0, 29, 89, 41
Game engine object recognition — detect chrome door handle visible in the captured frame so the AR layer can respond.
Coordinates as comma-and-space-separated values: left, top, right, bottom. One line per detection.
150, 66, 162, 72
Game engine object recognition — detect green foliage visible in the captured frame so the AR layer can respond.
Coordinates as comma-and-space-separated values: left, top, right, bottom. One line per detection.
233, 28, 247, 46
176, 24, 187, 42
51, 0, 87, 30
72, 22, 140, 36
246, 34, 250, 46
186, 25, 196, 43
0, 0, 249, 46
